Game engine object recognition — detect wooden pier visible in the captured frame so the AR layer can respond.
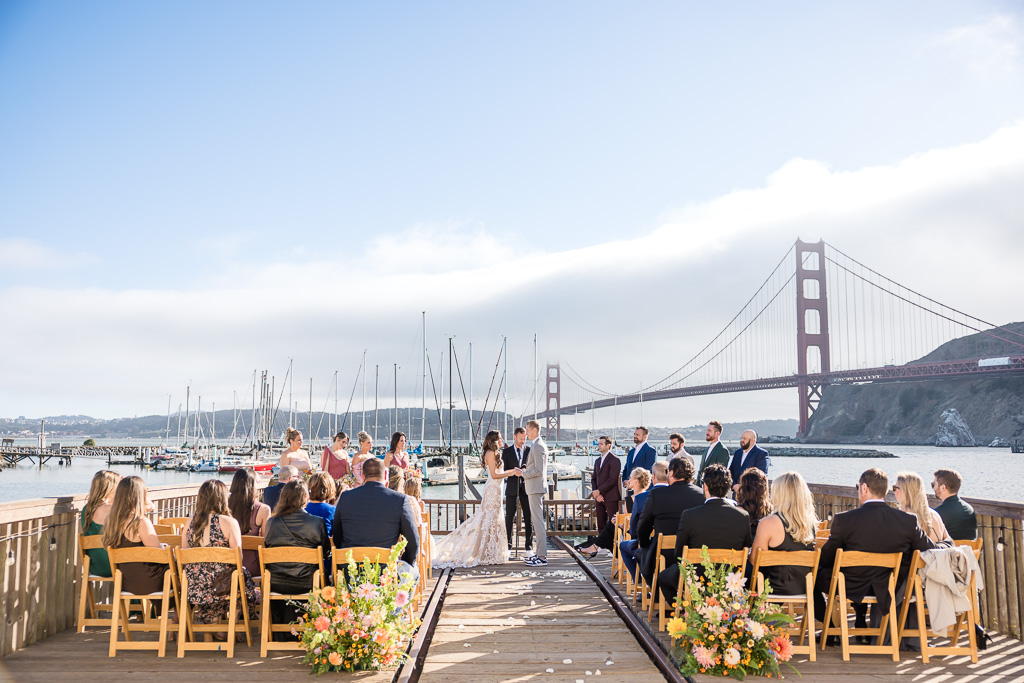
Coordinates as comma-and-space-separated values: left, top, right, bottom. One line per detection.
1, 482, 1022, 682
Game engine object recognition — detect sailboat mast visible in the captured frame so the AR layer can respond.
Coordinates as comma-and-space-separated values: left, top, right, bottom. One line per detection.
394, 363, 398, 438
374, 365, 379, 444
184, 384, 191, 448
533, 334, 538, 420
421, 311, 426, 447
164, 395, 171, 446
502, 336, 508, 437
362, 350, 367, 434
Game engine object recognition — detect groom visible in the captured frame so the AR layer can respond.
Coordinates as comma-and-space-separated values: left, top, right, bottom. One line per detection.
521, 419, 548, 566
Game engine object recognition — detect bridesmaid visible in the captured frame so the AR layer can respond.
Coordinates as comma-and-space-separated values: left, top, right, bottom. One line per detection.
321, 431, 350, 480
383, 432, 409, 470
351, 431, 387, 486
81, 470, 121, 578
278, 427, 312, 472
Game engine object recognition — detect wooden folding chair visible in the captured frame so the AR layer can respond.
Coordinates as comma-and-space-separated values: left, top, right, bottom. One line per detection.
611, 513, 631, 587
419, 513, 433, 580
241, 535, 265, 586
108, 545, 180, 658
956, 539, 983, 626
158, 517, 191, 533
819, 549, 901, 662
897, 548, 980, 663
176, 546, 253, 658
77, 534, 114, 632
751, 548, 820, 660
259, 545, 324, 657
646, 534, 676, 625
668, 547, 749, 633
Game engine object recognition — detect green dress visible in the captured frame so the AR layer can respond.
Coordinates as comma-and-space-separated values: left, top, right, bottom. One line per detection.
81, 519, 112, 578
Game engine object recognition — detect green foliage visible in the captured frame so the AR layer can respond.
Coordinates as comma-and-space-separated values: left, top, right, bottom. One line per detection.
82, 438, 96, 447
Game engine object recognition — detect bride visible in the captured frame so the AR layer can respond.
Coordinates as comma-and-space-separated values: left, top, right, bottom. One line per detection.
432, 430, 521, 568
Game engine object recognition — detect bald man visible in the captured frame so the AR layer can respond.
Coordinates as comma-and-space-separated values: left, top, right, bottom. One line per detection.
728, 430, 769, 491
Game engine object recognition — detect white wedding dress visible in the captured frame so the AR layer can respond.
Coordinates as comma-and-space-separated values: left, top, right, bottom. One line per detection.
432, 459, 509, 568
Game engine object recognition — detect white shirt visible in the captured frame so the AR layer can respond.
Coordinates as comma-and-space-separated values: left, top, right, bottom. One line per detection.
705, 495, 737, 506
514, 445, 525, 467
633, 441, 649, 456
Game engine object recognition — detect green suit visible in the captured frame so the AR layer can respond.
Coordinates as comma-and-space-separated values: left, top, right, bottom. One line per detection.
697, 441, 730, 484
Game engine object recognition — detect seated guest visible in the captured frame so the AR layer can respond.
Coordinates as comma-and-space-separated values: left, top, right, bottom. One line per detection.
636, 456, 704, 585
814, 468, 948, 632
102, 476, 167, 612
332, 457, 420, 587
305, 472, 338, 536
895, 472, 950, 544
387, 465, 405, 492
262, 465, 299, 512
578, 464, 651, 557
729, 429, 769, 490
264, 480, 332, 632
228, 468, 270, 578
659, 464, 752, 603
933, 468, 978, 541
81, 470, 120, 578
404, 477, 426, 515
617, 465, 657, 577
751, 471, 817, 595
736, 467, 772, 537
181, 480, 259, 628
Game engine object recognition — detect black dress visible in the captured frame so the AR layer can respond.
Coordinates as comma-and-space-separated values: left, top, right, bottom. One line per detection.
760, 512, 815, 596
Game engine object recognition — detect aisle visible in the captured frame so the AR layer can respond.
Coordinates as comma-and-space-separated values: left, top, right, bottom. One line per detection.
418, 549, 664, 683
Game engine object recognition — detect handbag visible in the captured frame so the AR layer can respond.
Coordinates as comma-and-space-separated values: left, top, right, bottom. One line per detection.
211, 565, 235, 597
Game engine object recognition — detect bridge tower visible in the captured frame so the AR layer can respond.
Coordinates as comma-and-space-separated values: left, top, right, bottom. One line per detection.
545, 363, 561, 440
796, 239, 831, 437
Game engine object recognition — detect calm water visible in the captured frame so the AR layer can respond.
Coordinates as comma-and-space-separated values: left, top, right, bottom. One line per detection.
1, 437, 1019, 504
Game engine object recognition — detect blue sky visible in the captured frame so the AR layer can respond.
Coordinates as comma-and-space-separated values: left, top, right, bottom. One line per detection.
2, 2, 1023, 423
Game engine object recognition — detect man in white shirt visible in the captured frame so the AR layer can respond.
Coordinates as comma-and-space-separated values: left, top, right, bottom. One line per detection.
668, 432, 693, 467
589, 435, 621, 530
697, 420, 729, 484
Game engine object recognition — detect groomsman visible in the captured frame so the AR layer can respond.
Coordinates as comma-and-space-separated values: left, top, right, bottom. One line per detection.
589, 436, 622, 529
728, 429, 769, 493
697, 420, 730, 485
502, 427, 532, 551
668, 433, 693, 467
622, 426, 657, 511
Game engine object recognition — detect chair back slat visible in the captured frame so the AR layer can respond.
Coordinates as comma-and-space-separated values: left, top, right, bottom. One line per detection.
241, 535, 266, 550
259, 545, 323, 566
752, 548, 818, 570
79, 534, 104, 551
836, 549, 902, 570
152, 523, 176, 535
682, 546, 748, 567
109, 545, 174, 565
177, 546, 242, 566
157, 535, 182, 547
335, 546, 393, 565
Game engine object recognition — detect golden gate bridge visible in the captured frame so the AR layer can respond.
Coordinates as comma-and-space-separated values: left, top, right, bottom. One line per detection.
535, 239, 1024, 438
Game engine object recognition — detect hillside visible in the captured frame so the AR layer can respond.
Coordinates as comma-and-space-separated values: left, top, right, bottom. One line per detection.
806, 322, 1024, 444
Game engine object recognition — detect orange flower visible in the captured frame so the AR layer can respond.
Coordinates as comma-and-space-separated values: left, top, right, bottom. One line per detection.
321, 586, 337, 603
328, 652, 343, 666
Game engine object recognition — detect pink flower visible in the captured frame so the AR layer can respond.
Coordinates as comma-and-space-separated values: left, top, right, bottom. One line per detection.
770, 635, 794, 661
314, 616, 330, 632
395, 590, 409, 607
693, 644, 716, 669
356, 583, 379, 600
361, 615, 374, 629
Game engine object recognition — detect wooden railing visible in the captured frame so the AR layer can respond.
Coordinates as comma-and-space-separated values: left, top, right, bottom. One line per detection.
0, 482, 246, 659
424, 498, 599, 537
808, 483, 1024, 641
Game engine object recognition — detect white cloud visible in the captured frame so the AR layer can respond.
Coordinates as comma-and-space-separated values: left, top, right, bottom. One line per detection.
0, 238, 97, 270
928, 14, 1023, 78
2, 120, 1024, 421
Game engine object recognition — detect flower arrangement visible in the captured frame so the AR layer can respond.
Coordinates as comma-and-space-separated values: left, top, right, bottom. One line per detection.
293, 539, 419, 674
667, 547, 797, 679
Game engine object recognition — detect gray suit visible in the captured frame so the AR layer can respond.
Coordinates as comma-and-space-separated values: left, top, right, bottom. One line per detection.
521, 436, 548, 558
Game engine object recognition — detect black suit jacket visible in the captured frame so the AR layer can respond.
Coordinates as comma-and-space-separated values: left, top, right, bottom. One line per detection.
332, 481, 420, 566
674, 499, 751, 559
817, 501, 943, 613
636, 480, 705, 579
501, 444, 530, 498
935, 495, 977, 541
697, 442, 730, 484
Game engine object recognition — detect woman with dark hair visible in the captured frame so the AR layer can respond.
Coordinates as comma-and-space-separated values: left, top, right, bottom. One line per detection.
81, 469, 120, 578
305, 472, 337, 536
736, 467, 772, 536
228, 468, 271, 577
102, 476, 165, 604
181, 480, 259, 627
383, 431, 409, 470
321, 431, 350, 480
433, 431, 521, 568
264, 480, 332, 628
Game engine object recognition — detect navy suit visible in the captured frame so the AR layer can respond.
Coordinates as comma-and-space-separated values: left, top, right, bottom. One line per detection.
623, 442, 657, 480
333, 481, 420, 566
728, 445, 770, 485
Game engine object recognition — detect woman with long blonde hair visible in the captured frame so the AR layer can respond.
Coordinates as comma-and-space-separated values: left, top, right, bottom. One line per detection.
895, 471, 950, 543
101, 476, 166, 601
81, 470, 121, 578
351, 431, 387, 486
278, 427, 312, 472
751, 471, 818, 595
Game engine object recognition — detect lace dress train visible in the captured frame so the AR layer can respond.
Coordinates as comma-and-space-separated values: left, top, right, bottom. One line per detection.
432, 467, 509, 569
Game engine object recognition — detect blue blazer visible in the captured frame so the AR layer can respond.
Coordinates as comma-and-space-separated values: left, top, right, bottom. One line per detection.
623, 443, 657, 480
728, 445, 769, 484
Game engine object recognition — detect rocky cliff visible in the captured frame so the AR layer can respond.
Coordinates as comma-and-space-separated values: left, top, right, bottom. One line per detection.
806, 322, 1024, 445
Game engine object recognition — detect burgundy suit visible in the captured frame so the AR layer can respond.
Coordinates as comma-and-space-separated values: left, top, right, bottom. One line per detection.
591, 452, 622, 529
